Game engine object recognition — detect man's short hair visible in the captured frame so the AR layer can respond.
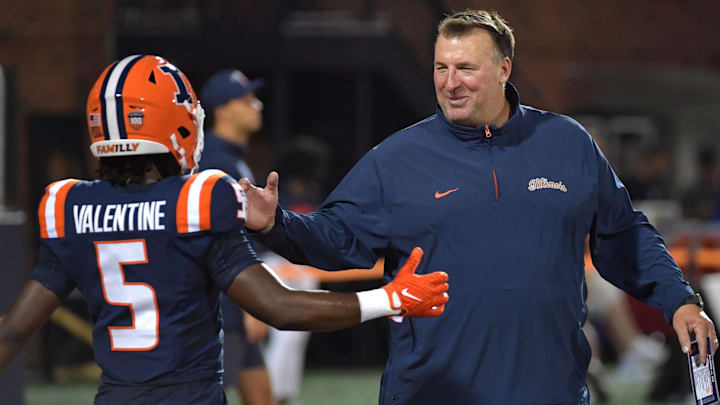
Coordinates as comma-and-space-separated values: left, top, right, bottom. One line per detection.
437, 10, 515, 61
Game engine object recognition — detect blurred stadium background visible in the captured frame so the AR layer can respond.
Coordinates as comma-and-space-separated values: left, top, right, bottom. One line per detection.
2, 0, 720, 404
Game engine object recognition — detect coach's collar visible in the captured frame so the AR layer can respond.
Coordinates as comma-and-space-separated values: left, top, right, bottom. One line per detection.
437, 82, 522, 145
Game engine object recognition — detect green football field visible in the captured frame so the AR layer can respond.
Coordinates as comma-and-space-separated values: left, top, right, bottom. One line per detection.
26, 368, 383, 405
25, 367, 693, 405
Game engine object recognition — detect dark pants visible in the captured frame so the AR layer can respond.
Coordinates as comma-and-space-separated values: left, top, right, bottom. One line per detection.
94, 377, 227, 405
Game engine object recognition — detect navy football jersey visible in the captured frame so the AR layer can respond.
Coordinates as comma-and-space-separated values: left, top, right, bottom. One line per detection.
31, 169, 261, 385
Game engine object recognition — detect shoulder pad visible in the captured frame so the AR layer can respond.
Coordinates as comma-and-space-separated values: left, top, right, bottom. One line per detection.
38, 179, 81, 239
176, 169, 246, 233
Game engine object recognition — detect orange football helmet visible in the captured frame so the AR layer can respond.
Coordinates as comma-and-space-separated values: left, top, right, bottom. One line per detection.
86, 55, 205, 172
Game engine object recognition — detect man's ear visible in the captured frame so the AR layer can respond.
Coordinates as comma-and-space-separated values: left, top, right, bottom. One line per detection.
500, 57, 512, 85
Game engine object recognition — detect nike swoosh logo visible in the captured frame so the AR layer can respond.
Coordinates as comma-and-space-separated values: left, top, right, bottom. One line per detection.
401, 288, 423, 302
435, 188, 459, 199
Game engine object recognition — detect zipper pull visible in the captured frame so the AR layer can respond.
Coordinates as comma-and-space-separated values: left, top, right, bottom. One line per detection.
485, 125, 499, 200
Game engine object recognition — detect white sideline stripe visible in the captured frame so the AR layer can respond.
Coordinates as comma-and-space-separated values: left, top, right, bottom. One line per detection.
44, 179, 75, 238
186, 169, 224, 232
103, 55, 140, 141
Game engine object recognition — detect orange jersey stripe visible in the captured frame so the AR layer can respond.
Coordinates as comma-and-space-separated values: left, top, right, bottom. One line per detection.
54, 180, 80, 238
198, 173, 225, 231
38, 179, 79, 239
176, 173, 197, 233
37, 185, 52, 239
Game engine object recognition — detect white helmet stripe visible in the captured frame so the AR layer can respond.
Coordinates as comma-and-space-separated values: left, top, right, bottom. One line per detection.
113, 55, 145, 139
102, 55, 142, 141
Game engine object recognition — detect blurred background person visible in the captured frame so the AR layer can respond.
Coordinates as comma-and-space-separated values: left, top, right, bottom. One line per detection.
585, 267, 668, 378
259, 136, 330, 405
622, 145, 672, 201
682, 148, 720, 220
199, 69, 272, 405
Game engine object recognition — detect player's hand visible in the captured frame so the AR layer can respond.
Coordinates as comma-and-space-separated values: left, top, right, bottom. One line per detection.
382, 247, 449, 318
672, 304, 718, 363
239, 171, 279, 232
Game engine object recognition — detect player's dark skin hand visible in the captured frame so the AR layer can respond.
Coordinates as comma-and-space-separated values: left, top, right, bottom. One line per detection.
0, 281, 60, 371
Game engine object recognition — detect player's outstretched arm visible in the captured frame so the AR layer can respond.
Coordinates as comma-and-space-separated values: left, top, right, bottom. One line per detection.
239, 171, 279, 232
226, 247, 449, 331
0, 280, 61, 373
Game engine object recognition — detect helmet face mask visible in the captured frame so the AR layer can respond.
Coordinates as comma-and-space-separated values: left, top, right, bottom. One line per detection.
87, 55, 204, 173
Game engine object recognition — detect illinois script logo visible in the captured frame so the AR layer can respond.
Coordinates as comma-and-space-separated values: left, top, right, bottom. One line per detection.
528, 177, 567, 193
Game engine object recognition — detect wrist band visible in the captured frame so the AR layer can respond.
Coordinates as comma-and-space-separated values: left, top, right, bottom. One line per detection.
356, 288, 401, 322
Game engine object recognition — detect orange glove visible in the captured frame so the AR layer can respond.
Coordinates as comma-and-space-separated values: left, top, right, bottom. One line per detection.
382, 247, 449, 318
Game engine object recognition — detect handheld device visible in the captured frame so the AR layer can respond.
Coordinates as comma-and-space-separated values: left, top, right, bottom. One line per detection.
688, 337, 719, 405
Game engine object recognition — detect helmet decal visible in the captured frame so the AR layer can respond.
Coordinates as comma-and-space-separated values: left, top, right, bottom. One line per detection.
159, 64, 193, 109
128, 111, 144, 130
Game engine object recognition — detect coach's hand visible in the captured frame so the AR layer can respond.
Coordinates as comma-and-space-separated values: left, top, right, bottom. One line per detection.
383, 247, 449, 318
672, 304, 718, 363
239, 171, 279, 232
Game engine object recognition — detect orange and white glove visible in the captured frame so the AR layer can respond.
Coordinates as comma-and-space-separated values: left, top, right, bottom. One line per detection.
356, 247, 449, 323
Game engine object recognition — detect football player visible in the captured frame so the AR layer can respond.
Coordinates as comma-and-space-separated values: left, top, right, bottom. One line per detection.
0, 55, 449, 405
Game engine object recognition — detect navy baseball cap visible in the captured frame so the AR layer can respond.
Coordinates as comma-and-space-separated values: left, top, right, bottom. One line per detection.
200, 69, 264, 113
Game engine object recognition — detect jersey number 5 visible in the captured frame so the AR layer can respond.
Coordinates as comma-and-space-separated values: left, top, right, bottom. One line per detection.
95, 239, 159, 351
